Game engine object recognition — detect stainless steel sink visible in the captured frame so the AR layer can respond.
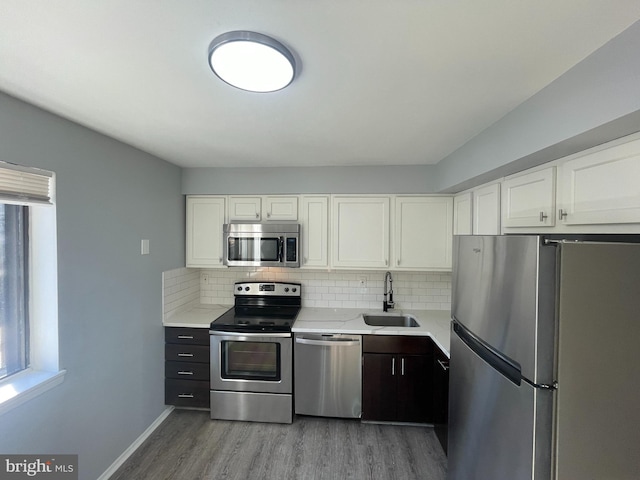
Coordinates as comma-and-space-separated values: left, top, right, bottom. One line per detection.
363, 314, 420, 327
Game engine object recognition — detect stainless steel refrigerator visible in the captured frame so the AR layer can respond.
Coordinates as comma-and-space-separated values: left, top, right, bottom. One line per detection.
449, 235, 640, 480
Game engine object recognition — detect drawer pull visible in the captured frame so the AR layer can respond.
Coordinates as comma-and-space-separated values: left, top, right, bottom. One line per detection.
391, 357, 396, 376
177, 353, 194, 357
177, 335, 194, 339
539, 211, 548, 222
178, 393, 195, 398
437, 359, 450, 371
177, 371, 194, 376
401, 357, 405, 376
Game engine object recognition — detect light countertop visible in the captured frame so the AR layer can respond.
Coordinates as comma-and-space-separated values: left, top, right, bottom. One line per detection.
163, 304, 232, 328
294, 308, 451, 357
163, 304, 452, 357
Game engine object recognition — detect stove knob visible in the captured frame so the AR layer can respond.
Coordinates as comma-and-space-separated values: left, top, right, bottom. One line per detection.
292, 287, 297, 293
237, 286, 243, 292
244, 286, 250, 292
284, 287, 289, 292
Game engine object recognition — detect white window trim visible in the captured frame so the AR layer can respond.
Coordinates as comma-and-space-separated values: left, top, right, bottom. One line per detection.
0, 168, 64, 416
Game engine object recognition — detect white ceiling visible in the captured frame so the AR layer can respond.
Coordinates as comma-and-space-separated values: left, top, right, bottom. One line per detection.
1, 1, 640, 169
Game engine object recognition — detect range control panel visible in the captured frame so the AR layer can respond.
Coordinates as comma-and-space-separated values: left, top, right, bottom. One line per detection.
234, 282, 301, 297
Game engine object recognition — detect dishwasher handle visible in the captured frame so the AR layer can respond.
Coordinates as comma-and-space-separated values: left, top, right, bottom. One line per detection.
295, 336, 360, 347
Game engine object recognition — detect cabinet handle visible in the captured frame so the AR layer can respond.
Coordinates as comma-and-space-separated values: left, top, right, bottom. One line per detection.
267, 212, 271, 218
558, 209, 568, 220
539, 211, 548, 222
177, 335, 194, 339
255, 213, 259, 219
437, 359, 450, 371
178, 393, 194, 398
391, 357, 396, 376
397, 259, 400, 266
385, 259, 388, 266
177, 371, 194, 376
177, 353, 194, 357
401, 357, 405, 376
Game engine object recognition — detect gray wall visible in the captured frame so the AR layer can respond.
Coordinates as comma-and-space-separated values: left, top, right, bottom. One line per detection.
434, 19, 640, 193
182, 164, 437, 195
0, 92, 184, 480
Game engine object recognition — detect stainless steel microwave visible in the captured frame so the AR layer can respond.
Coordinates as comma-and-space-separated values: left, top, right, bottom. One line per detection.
223, 223, 300, 268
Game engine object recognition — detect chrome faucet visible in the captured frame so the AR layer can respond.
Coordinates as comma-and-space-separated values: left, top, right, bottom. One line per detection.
383, 271, 395, 312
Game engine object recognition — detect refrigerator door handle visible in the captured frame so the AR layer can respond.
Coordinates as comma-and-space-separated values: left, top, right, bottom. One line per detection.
453, 319, 522, 386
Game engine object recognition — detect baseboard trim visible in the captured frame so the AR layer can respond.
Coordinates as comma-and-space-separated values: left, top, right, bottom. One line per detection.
97, 406, 175, 480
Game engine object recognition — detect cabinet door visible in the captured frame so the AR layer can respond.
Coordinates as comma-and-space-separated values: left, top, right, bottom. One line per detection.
264, 196, 298, 221
362, 353, 397, 421
453, 192, 472, 235
558, 137, 640, 225
473, 183, 501, 235
394, 196, 452, 270
186, 196, 226, 267
229, 196, 261, 221
397, 354, 432, 423
332, 196, 390, 269
300, 196, 329, 268
502, 167, 556, 228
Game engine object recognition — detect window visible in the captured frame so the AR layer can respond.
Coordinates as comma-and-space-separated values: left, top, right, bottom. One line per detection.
0, 162, 63, 415
0, 204, 29, 380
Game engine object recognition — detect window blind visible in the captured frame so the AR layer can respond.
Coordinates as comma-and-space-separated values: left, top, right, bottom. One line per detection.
0, 162, 53, 204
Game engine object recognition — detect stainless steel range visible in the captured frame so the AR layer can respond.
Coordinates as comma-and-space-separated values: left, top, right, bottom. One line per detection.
209, 281, 301, 424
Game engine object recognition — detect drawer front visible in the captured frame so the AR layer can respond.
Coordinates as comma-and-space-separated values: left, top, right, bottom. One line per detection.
165, 361, 210, 381
165, 379, 210, 408
165, 327, 210, 345
363, 335, 433, 355
165, 344, 210, 363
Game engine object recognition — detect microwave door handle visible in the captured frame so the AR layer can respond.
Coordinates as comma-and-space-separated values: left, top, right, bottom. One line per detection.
279, 236, 284, 262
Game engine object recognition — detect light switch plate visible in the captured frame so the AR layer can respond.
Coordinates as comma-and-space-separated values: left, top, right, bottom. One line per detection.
141, 239, 150, 255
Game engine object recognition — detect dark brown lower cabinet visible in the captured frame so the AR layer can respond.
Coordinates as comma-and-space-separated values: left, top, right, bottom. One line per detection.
362, 335, 433, 423
164, 327, 210, 409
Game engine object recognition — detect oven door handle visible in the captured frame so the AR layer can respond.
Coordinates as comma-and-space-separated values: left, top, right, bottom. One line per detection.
295, 337, 360, 347
209, 331, 291, 338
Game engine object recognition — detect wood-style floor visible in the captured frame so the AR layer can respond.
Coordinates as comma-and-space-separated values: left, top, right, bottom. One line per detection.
111, 410, 447, 480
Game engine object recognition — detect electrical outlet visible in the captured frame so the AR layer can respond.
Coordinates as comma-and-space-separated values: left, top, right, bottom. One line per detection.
358, 276, 367, 287
202, 273, 209, 284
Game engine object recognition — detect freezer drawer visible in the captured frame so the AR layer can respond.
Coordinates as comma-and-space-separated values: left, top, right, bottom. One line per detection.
448, 330, 553, 480
294, 333, 362, 418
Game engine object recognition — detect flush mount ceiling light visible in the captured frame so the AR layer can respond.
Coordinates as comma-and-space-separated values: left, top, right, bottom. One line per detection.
208, 31, 296, 93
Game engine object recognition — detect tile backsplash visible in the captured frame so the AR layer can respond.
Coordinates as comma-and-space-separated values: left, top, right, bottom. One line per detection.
162, 267, 200, 321
196, 267, 451, 311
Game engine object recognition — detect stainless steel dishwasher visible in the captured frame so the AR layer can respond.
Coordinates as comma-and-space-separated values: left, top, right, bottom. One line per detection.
294, 333, 362, 418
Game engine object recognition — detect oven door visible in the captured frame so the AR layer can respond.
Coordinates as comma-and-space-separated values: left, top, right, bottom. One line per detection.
210, 332, 292, 394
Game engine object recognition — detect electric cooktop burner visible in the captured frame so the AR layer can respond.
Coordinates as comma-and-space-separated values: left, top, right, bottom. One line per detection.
209, 281, 301, 333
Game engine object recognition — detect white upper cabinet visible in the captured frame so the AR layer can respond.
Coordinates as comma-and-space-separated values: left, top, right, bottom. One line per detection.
331, 196, 390, 269
228, 196, 262, 221
557, 136, 640, 225
300, 196, 329, 268
473, 183, 501, 235
453, 192, 472, 235
264, 196, 298, 221
228, 195, 298, 221
393, 196, 453, 271
502, 167, 556, 229
186, 196, 226, 267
